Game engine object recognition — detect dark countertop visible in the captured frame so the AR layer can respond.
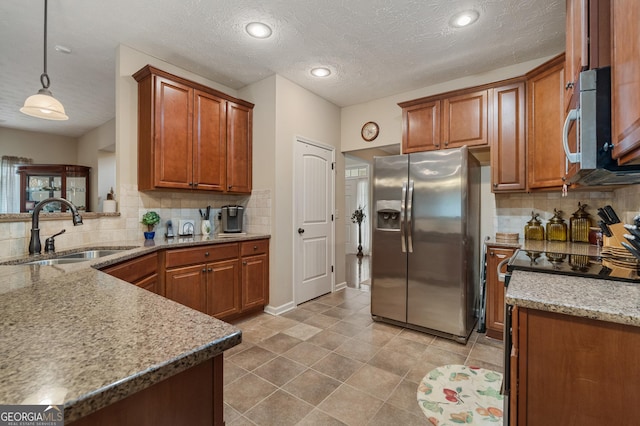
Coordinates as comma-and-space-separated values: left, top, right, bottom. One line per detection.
0, 233, 269, 422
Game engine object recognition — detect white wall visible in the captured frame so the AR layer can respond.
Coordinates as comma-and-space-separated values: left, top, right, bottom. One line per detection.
0, 127, 78, 163
78, 119, 116, 211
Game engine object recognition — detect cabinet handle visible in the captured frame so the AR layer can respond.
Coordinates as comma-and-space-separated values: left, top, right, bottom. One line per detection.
490, 251, 495, 256
254, 245, 258, 250
189, 182, 194, 186
208, 268, 212, 272
444, 141, 449, 146
493, 183, 498, 188
243, 261, 247, 266
435, 143, 440, 148
202, 268, 206, 273
565, 82, 574, 90
193, 182, 199, 187
205, 252, 210, 257
228, 185, 232, 190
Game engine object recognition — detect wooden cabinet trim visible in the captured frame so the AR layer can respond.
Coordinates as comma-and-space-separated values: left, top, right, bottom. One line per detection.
165, 243, 240, 269
102, 253, 158, 283
240, 240, 269, 257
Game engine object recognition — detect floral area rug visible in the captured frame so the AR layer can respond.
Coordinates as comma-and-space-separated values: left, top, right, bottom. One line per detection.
416, 364, 504, 425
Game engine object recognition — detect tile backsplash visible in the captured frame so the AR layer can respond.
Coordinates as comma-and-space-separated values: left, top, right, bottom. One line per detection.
0, 187, 272, 261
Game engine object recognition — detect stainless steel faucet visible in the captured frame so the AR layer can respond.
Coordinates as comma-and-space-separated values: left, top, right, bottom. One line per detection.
29, 197, 83, 255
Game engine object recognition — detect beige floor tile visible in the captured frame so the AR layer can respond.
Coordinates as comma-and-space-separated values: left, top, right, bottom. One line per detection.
312, 352, 363, 382
398, 328, 437, 345
430, 335, 473, 356
368, 347, 420, 377
224, 373, 277, 413
318, 384, 383, 425
475, 333, 505, 349
253, 356, 307, 387
333, 338, 380, 363
282, 341, 331, 367
345, 364, 403, 400
282, 369, 342, 406
336, 298, 368, 311
468, 342, 504, 367
244, 390, 313, 426
228, 345, 277, 371
340, 312, 374, 328
297, 301, 333, 313
327, 320, 367, 337
383, 335, 429, 359
297, 409, 347, 426
368, 402, 427, 426
224, 359, 249, 386
352, 326, 396, 347
322, 307, 353, 319
281, 323, 322, 340
303, 313, 341, 329
387, 379, 428, 418
405, 346, 467, 384
307, 330, 347, 350
224, 402, 241, 424
282, 308, 315, 322
227, 415, 255, 426
258, 332, 303, 354
259, 315, 300, 332
370, 321, 404, 335
224, 340, 254, 357
241, 324, 279, 343
465, 358, 504, 376
232, 313, 273, 328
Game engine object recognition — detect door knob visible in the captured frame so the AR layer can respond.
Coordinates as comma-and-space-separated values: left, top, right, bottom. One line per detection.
298, 228, 305, 234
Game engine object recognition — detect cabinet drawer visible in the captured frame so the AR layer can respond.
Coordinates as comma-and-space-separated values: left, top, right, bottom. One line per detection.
166, 243, 239, 268
103, 253, 158, 282
241, 239, 269, 257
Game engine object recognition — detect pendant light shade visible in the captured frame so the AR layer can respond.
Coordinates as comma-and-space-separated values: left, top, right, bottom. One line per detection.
21, 0, 68, 121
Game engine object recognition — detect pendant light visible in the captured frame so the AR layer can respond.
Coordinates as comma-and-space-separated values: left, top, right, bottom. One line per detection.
20, 0, 68, 120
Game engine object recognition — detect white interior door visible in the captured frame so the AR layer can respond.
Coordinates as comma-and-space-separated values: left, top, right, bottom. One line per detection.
294, 138, 334, 305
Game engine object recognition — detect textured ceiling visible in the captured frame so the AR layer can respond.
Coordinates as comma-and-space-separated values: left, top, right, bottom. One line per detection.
0, 0, 565, 138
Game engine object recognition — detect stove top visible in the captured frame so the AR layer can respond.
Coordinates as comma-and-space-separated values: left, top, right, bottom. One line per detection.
507, 249, 640, 283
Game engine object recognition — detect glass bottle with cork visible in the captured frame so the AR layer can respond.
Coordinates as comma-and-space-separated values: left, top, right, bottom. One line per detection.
524, 211, 545, 240
546, 209, 568, 241
569, 202, 591, 243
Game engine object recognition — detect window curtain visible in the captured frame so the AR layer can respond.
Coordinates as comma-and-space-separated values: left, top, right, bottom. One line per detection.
0, 156, 32, 213
356, 178, 370, 254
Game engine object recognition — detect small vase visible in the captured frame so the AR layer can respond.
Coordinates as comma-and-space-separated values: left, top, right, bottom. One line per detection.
201, 220, 212, 236
144, 231, 155, 240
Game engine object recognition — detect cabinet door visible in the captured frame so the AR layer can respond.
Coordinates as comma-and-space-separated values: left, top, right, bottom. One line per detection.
153, 76, 194, 189
401, 101, 441, 153
226, 101, 252, 193
193, 90, 226, 191
102, 253, 158, 283
165, 264, 207, 313
134, 273, 160, 295
526, 56, 566, 189
206, 259, 241, 319
491, 82, 526, 192
442, 90, 489, 149
611, 0, 640, 163
564, 0, 588, 111
241, 254, 268, 311
485, 247, 514, 340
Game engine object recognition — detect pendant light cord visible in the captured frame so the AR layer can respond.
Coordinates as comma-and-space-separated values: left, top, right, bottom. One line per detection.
40, 0, 50, 90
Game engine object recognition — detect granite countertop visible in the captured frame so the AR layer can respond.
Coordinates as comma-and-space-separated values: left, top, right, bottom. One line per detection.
506, 270, 640, 327
0, 233, 269, 422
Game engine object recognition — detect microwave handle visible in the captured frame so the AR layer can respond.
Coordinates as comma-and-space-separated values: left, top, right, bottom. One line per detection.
562, 108, 581, 164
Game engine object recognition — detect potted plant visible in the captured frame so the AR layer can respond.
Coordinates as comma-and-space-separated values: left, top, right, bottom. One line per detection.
141, 211, 160, 240
351, 205, 366, 257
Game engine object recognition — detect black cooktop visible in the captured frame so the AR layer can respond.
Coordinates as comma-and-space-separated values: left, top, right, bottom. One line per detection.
507, 249, 640, 283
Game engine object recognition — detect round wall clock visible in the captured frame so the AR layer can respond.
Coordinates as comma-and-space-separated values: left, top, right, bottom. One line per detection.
361, 121, 379, 142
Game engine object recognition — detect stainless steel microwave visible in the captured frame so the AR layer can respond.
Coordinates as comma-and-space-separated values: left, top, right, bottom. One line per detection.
563, 67, 640, 186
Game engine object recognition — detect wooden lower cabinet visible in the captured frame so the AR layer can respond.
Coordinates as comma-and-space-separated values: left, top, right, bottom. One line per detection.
485, 246, 514, 340
510, 307, 640, 425
164, 239, 269, 321
102, 252, 161, 295
67, 354, 224, 426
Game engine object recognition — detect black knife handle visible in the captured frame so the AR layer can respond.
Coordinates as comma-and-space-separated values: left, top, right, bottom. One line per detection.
604, 205, 620, 224
597, 208, 611, 224
598, 220, 612, 237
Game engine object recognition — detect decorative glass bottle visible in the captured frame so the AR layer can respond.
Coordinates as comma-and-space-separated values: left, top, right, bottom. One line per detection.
524, 211, 545, 240
546, 209, 568, 242
569, 202, 591, 243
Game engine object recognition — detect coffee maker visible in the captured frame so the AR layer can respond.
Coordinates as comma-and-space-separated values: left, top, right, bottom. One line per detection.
221, 205, 244, 233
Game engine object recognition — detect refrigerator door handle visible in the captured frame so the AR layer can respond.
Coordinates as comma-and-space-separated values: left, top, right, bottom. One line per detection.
407, 180, 414, 253
401, 181, 407, 253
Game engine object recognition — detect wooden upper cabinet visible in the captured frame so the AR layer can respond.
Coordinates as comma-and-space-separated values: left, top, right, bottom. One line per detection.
491, 81, 526, 192
402, 101, 441, 153
399, 89, 488, 153
226, 101, 252, 193
564, 0, 588, 111
526, 55, 567, 190
611, 0, 640, 164
442, 89, 488, 149
134, 65, 254, 193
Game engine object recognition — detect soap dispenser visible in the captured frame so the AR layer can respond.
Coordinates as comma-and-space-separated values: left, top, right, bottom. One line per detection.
546, 209, 568, 242
524, 211, 545, 240
570, 202, 591, 243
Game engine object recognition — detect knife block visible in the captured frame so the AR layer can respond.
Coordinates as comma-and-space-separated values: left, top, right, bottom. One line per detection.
603, 223, 627, 248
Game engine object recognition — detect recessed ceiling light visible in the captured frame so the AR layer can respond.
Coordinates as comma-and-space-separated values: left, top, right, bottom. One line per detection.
245, 22, 272, 39
310, 67, 331, 78
449, 10, 480, 28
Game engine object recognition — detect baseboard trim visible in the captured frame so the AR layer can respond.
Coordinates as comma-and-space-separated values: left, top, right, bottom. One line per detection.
264, 301, 296, 316
334, 281, 347, 291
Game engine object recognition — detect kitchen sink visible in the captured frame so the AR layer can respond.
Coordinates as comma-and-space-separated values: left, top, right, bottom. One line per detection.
57, 249, 126, 259
13, 247, 138, 266
25, 258, 90, 265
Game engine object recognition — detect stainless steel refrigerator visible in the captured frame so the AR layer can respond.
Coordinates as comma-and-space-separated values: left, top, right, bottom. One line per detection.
371, 146, 480, 343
